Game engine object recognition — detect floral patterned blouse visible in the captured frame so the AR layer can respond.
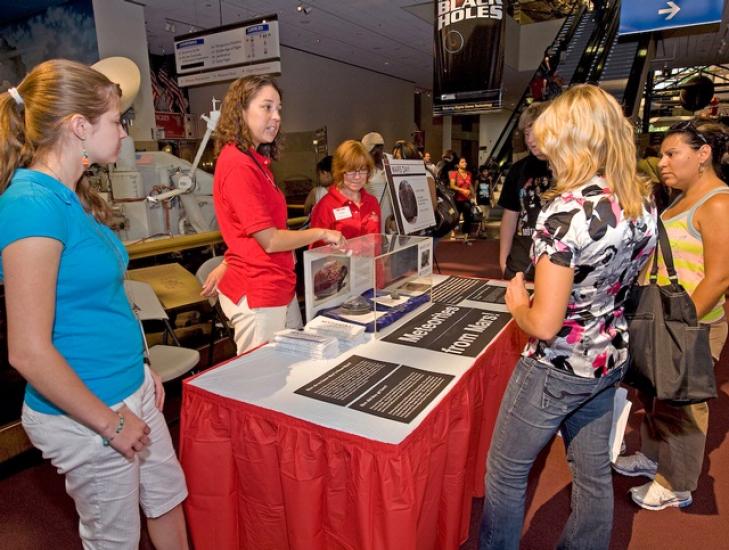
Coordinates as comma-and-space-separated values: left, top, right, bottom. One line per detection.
524, 176, 657, 378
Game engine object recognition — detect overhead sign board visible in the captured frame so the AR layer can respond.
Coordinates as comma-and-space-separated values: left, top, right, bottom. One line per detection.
620, 0, 724, 35
174, 14, 280, 86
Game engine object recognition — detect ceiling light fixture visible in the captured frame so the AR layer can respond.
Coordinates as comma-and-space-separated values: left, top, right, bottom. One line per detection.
297, 3, 312, 15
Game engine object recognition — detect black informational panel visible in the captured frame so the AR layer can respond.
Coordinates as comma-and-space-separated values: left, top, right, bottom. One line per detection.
433, 2, 505, 115
383, 304, 510, 358
294, 354, 454, 424
384, 158, 436, 235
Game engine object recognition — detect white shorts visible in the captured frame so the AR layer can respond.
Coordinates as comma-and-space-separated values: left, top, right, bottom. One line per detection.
219, 293, 303, 355
22, 366, 188, 550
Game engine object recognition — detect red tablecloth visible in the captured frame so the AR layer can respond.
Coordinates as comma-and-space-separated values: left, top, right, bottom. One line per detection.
180, 321, 527, 550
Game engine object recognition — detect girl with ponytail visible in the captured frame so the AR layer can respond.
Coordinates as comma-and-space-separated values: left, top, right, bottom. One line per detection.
0, 59, 189, 549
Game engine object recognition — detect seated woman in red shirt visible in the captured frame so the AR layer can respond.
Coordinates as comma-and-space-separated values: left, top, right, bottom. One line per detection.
309, 140, 381, 246
201, 75, 343, 355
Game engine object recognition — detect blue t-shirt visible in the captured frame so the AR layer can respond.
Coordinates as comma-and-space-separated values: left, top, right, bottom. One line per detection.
0, 169, 144, 414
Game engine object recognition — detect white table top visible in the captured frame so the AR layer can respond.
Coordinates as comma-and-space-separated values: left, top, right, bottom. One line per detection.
190, 277, 514, 445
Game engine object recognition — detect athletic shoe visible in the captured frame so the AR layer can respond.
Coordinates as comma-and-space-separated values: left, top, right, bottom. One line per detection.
612, 452, 657, 479
630, 480, 692, 510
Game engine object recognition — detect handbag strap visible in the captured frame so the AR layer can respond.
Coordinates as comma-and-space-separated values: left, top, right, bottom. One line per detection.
649, 216, 680, 286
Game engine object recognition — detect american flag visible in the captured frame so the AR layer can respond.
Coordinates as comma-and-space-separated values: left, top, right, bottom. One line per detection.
156, 69, 189, 113
150, 70, 162, 107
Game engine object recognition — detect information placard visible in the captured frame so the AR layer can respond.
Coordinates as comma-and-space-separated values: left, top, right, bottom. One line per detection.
295, 355, 399, 406
350, 366, 453, 423
174, 15, 281, 86
383, 304, 510, 357
384, 158, 436, 235
294, 355, 454, 423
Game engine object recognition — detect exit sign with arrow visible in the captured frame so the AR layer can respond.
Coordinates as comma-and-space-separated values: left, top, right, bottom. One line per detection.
620, 0, 724, 35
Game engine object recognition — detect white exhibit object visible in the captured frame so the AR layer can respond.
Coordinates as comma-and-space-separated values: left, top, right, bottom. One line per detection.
110, 171, 145, 200
91, 56, 141, 114
147, 98, 220, 203
92, 56, 220, 241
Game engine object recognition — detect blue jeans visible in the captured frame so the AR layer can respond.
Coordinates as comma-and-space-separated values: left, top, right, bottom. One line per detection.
479, 357, 625, 550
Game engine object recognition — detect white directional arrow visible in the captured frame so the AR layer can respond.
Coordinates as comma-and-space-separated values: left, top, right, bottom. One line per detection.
658, 1, 681, 20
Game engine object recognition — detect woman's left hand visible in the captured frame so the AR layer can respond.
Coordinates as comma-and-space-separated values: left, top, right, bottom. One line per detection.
505, 272, 530, 315
200, 261, 227, 297
149, 367, 165, 411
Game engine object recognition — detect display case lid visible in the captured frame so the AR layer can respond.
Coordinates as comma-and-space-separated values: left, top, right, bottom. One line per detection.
309, 233, 430, 258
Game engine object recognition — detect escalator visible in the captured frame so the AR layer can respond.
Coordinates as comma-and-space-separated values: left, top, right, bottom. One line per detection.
596, 32, 653, 120
571, 0, 653, 120
487, 1, 654, 173
486, 5, 590, 171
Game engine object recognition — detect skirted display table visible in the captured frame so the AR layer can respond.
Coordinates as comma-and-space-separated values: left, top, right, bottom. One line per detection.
180, 295, 526, 550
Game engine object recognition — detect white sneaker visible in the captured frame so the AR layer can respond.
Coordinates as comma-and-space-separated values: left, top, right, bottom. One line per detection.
612, 452, 657, 479
630, 480, 692, 510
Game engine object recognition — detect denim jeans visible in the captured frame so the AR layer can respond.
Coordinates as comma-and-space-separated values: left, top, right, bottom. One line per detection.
479, 356, 625, 550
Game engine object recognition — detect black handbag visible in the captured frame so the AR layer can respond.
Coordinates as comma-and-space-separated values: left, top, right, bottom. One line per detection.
623, 217, 716, 404
432, 182, 460, 238
467, 199, 484, 223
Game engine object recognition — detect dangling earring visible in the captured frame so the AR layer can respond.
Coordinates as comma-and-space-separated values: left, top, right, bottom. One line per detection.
699, 162, 705, 177
81, 140, 90, 169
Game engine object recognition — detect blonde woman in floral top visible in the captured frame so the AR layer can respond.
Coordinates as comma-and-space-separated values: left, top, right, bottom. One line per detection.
480, 85, 657, 550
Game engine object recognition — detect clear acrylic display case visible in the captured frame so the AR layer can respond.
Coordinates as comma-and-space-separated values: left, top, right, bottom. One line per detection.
303, 234, 434, 335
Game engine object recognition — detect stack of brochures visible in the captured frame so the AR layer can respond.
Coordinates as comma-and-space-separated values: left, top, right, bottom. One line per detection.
303, 316, 369, 349
272, 329, 339, 359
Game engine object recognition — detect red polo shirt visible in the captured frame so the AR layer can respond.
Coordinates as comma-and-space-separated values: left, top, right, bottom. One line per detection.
213, 144, 295, 308
309, 186, 381, 247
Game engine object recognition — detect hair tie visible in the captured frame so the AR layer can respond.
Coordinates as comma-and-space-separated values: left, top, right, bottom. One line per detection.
8, 87, 23, 107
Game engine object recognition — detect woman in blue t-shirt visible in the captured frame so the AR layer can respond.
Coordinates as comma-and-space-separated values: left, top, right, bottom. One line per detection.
0, 60, 188, 549
479, 85, 657, 550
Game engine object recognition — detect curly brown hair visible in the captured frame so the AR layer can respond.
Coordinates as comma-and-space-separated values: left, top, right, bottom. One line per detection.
214, 75, 282, 159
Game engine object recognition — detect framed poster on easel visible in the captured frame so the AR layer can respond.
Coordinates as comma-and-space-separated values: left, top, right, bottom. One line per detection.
383, 157, 436, 235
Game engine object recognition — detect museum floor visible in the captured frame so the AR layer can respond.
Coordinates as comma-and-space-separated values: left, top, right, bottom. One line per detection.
1, 237, 728, 549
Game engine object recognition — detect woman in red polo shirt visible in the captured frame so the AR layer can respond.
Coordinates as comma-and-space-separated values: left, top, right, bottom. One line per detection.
202, 75, 343, 355
309, 140, 381, 245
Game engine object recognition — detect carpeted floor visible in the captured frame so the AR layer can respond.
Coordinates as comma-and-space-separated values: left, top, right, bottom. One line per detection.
1, 237, 727, 549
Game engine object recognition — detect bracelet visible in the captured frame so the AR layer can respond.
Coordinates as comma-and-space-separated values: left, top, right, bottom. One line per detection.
101, 412, 125, 447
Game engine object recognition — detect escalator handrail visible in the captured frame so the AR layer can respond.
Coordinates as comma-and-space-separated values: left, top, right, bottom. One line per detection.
569, 0, 620, 85
585, 8, 621, 83
486, 5, 587, 170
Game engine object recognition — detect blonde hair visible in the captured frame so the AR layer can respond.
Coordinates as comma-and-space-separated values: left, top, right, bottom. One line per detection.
332, 140, 374, 185
214, 75, 282, 159
532, 84, 651, 219
0, 59, 120, 223
518, 101, 549, 131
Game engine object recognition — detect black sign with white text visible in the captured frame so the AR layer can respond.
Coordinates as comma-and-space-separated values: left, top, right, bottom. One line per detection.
294, 355, 454, 423
350, 366, 454, 423
294, 355, 399, 406
433, 0, 506, 115
383, 304, 509, 357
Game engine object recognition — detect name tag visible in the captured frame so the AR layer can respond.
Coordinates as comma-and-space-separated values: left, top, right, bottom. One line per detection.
333, 206, 352, 221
